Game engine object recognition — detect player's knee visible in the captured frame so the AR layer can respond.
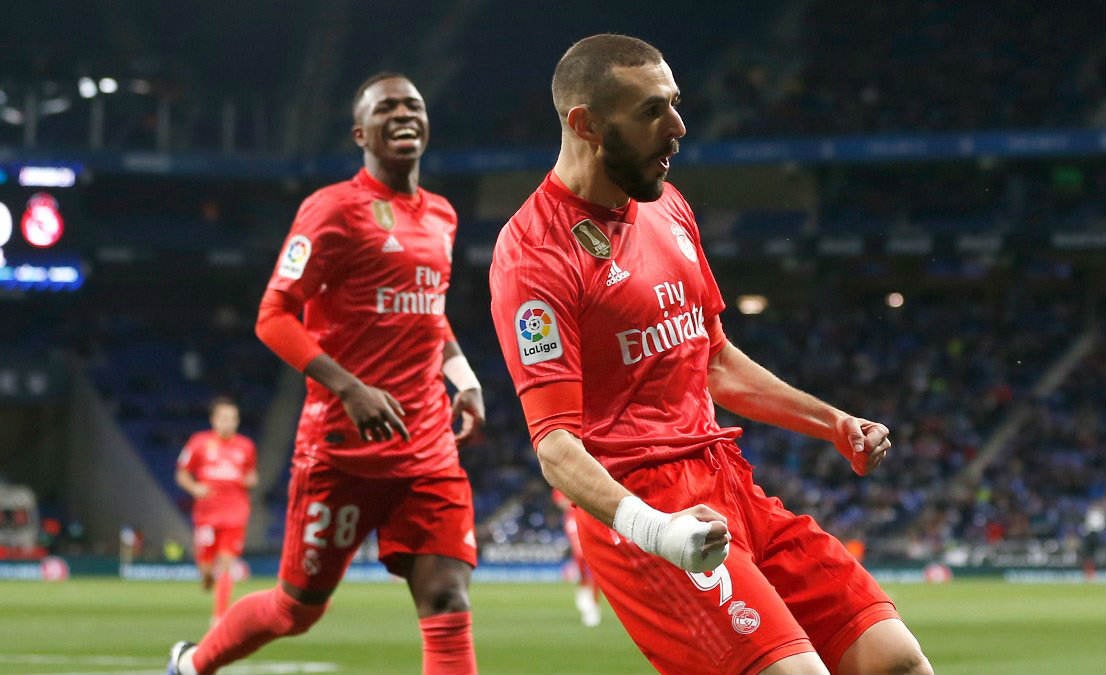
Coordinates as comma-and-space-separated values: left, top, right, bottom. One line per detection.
417, 585, 471, 616
285, 601, 326, 636
273, 590, 328, 636
882, 648, 932, 675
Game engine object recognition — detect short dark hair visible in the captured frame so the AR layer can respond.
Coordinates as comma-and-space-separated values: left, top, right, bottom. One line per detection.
209, 395, 238, 415
552, 34, 663, 119
352, 71, 410, 120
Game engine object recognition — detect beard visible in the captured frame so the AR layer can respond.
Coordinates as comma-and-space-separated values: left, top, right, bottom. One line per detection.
600, 125, 677, 202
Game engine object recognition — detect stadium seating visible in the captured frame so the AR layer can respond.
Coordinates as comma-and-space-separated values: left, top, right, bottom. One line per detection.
1, 1, 1102, 569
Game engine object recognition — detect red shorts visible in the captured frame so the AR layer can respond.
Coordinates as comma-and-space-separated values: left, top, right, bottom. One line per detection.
193, 524, 246, 565
577, 442, 898, 675
278, 456, 477, 592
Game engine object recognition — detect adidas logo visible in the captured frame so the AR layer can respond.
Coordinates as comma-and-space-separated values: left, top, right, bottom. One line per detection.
381, 235, 404, 253
606, 260, 631, 286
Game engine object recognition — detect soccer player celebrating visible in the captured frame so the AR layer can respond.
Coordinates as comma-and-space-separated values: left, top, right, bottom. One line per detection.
176, 396, 257, 626
168, 73, 484, 675
489, 35, 933, 675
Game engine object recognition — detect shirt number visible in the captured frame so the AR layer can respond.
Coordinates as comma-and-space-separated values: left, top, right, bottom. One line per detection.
303, 502, 360, 548
687, 565, 733, 607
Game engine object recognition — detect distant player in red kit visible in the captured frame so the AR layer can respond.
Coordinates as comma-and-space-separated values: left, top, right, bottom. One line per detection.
176, 396, 257, 625
168, 72, 485, 675
552, 488, 602, 626
489, 35, 932, 675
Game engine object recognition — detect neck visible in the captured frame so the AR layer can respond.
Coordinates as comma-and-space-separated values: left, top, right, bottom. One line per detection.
552, 137, 630, 209
364, 154, 420, 194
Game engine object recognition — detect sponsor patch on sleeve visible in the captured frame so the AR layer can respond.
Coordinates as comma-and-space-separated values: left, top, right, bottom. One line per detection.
278, 234, 312, 280
514, 300, 563, 365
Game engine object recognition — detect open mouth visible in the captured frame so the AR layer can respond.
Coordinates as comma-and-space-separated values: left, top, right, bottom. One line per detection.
655, 143, 678, 172
386, 126, 422, 151
390, 127, 419, 141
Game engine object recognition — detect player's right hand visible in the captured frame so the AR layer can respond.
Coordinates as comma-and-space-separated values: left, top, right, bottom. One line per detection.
339, 382, 410, 443
615, 496, 730, 573
663, 504, 731, 572
192, 483, 210, 499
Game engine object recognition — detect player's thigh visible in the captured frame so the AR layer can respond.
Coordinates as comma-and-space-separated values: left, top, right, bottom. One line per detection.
746, 483, 899, 671
193, 524, 217, 566
278, 461, 391, 594
576, 511, 815, 675
212, 526, 246, 558
837, 618, 931, 675
377, 463, 477, 577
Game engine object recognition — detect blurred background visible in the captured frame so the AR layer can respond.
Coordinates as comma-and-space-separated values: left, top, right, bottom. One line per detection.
0, 0, 1103, 580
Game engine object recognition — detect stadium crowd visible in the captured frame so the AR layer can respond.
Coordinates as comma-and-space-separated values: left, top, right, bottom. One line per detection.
2, 1, 1103, 153
0, 1, 1102, 571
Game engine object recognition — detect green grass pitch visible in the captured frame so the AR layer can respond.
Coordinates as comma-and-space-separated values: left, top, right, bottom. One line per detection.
0, 578, 1102, 674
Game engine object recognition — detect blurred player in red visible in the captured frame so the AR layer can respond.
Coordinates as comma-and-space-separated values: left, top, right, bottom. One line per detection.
552, 488, 601, 626
489, 35, 932, 675
168, 72, 485, 675
175, 396, 257, 626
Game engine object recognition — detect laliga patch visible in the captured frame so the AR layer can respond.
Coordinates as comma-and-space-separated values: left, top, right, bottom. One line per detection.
572, 219, 612, 259
515, 300, 563, 365
278, 234, 312, 280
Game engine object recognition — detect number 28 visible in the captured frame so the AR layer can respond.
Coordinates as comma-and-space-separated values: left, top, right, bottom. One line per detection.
303, 502, 360, 548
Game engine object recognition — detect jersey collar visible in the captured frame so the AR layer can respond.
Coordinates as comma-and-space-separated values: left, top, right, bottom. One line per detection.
544, 171, 639, 225
354, 168, 426, 215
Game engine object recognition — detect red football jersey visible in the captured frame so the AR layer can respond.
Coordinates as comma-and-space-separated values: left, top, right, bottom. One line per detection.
490, 173, 741, 479
266, 168, 458, 477
177, 430, 256, 528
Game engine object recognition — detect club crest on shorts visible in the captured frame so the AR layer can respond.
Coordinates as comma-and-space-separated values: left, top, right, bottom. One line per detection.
727, 601, 761, 634
278, 234, 311, 280
303, 549, 321, 576
572, 219, 612, 259
371, 200, 396, 230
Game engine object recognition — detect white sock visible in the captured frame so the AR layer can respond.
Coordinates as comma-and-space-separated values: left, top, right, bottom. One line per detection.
179, 646, 198, 675
575, 587, 601, 626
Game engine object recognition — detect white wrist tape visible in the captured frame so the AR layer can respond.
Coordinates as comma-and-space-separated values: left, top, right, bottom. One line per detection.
613, 496, 729, 573
442, 354, 481, 392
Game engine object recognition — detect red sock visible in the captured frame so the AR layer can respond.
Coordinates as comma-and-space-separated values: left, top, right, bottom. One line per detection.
419, 611, 477, 675
213, 571, 233, 620
192, 585, 326, 674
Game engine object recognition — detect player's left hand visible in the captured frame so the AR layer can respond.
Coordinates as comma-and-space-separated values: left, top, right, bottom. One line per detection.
833, 416, 891, 476
452, 388, 485, 447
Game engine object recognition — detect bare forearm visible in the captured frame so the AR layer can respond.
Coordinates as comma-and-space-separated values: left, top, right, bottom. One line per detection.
536, 432, 732, 573
303, 353, 363, 397
175, 469, 202, 497
442, 339, 461, 361
708, 342, 847, 442
536, 429, 631, 527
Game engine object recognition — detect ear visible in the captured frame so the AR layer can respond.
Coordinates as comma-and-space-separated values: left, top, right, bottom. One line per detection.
565, 105, 602, 144
351, 124, 366, 148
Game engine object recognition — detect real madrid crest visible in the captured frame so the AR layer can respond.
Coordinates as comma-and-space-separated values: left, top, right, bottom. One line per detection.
571, 219, 612, 259
670, 224, 698, 262
371, 200, 396, 231
727, 601, 761, 634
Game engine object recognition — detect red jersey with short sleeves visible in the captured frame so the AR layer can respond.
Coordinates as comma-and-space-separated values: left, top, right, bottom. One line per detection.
266, 169, 458, 478
490, 173, 741, 479
177, 431, 256, 528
